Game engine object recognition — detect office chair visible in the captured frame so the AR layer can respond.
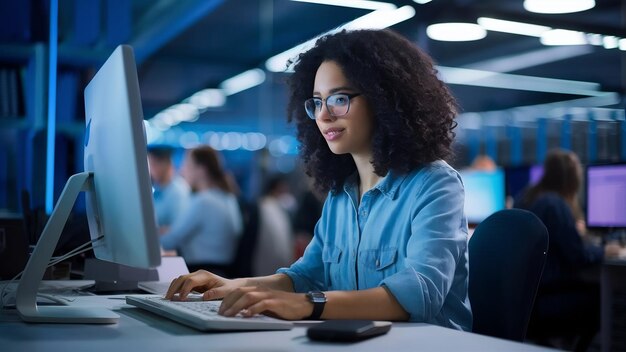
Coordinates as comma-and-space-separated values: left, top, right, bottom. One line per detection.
469, 209, 549, 342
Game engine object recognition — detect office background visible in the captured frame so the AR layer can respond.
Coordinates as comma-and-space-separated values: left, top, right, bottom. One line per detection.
0, 0, 624, 214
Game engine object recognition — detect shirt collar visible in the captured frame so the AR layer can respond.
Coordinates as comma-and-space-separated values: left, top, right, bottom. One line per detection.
342, 169, 408, 200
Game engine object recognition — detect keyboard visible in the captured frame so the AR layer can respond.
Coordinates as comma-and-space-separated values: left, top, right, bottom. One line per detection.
126, 295, 293, 331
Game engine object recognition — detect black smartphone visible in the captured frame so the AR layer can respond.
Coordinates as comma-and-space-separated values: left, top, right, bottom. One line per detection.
307, 320, 392, 342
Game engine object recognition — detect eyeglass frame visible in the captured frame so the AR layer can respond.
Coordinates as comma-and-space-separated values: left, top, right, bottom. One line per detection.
304, 92, 362, 120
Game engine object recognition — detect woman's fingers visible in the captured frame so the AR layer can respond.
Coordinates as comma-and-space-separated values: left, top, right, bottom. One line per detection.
165, 275, 188, 300
240, 299, 273, 317
219, 286, 265, 316
165, 270, 219, 300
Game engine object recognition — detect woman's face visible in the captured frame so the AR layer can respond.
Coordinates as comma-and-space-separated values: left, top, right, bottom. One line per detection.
181, 152, 203, 189
312, 60, 374, 156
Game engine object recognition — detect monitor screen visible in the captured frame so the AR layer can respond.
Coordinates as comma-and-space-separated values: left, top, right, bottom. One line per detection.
586, 164, 626, 228
529, 165, 543, 184
505, 165, 543, 198
461, 169, 506, 224
83, 45, 161, 268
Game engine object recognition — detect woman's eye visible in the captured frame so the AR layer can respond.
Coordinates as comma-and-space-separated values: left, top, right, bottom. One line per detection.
333, 96, 347, 105
314, 100, 323, 109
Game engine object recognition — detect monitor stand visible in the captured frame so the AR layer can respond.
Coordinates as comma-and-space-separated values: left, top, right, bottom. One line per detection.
16, 172, 119, 324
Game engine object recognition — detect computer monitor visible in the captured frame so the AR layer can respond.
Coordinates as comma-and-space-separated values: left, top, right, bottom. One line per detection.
586, 164, 626, 228
504, 165, 543, 198
16, 45, 161, 323
460, 169, 506, 225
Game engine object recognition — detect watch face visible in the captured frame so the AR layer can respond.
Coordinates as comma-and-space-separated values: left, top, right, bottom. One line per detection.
308, 291, 327, 303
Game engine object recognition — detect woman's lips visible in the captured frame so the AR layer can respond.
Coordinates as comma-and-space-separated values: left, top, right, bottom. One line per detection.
323, 128, 345, 141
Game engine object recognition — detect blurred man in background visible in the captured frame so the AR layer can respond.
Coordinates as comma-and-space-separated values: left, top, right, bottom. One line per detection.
147, 146, 190, 233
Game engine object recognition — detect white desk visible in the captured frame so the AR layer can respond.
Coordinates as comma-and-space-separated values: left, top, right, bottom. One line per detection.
0, 294, 556, 352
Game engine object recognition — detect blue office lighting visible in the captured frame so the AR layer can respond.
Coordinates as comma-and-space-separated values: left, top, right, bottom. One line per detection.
45, 0, 58, 214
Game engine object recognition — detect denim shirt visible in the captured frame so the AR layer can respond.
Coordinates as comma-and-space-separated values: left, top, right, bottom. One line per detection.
277, 160, 472, 331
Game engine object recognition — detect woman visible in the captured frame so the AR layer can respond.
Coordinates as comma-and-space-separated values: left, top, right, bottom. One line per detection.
514, 149, 620, 347
166, 29, 471, 330
160, 146, 243, 273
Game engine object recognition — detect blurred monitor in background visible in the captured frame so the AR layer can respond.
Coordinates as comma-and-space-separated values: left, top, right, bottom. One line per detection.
505, 165, 543, 199
586, 164, 626, 229
147, 145, 190, 231
459, 169, 506, 225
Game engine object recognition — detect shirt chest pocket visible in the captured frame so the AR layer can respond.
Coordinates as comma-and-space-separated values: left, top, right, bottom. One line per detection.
359, 247, 398, 288
322, 244, 342, 290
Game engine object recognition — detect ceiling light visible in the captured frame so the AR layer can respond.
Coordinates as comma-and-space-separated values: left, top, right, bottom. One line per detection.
290, 0, 394, 10
413, 0, 432, 4
540, 29, 587, 46
477, 17, 550, 37
602, 36, 619, 49
587, 33, 603, 46
524, 0, 595, 14
219, 69, 266, 96
464, 46, 593, 73
188, 89, 226, 109
426, 23, 486, 42
619, 39, 626, 51
265, 6, 415, 72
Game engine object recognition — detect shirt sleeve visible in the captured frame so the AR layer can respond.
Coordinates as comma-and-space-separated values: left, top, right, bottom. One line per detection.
160, 197, 201, 250
276, 196, 330, 293
381, 166, 468, 322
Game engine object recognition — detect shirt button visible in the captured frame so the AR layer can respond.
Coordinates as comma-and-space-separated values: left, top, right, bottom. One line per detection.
376, 259, 380, 267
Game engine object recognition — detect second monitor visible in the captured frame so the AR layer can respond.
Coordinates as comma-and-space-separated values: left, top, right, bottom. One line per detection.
460, 169, 506, 225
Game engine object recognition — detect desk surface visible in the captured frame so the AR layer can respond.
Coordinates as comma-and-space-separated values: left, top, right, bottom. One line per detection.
0, 295, 555, 352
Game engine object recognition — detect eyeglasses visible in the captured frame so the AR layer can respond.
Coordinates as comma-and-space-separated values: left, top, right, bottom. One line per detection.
304, 93, 361, 120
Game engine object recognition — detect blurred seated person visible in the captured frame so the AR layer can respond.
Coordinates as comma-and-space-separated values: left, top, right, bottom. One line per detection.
469, 154, 497, 172
253, 175, 294, 276
147, 146, 190, 232
160, 146, 243, 275
514, 149, 621, 349
293, 177, 325, 258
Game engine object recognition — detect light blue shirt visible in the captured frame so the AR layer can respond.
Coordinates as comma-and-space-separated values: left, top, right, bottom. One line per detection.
153, 176, 190, 228
277, 161, 472, 331
160, 189, 243, 265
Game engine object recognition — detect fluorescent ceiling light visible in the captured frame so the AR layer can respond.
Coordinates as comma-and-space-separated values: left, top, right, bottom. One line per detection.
290, 0, 394, 10
587, 33, 603, 46
188, 89, 226, 109
464, 46, 593, 73
265, 5, 415, 72
413, 0, 432, 4
426, 23, 486, 42
603, 36, 619, 49
620, 39, 626, 51
477, 17, 550, 37
540, 29, 587, 46
219, 69, 266, 96
437, 66, 604, 96
524, 0, 595, 14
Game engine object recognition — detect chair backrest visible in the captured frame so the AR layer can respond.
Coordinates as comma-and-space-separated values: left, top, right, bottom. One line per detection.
226, 199, 260, 278
469, 208, 549, 341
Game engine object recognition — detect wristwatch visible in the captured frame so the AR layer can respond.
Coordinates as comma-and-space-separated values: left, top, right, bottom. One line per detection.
305, 291, 327, 320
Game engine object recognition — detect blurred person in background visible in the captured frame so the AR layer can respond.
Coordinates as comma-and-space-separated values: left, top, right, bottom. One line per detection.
293, 177, 325, 259
160, 146, 243, 276
252, 175, 294, 276
147, 146, 190, 232
514, 148, 621, 350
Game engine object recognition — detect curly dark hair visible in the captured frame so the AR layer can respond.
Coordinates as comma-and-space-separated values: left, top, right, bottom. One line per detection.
286, 29, 458, 193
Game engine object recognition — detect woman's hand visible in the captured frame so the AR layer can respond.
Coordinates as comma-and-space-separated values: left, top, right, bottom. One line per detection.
218, 285, 313, 320
165, 270, 247, 301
